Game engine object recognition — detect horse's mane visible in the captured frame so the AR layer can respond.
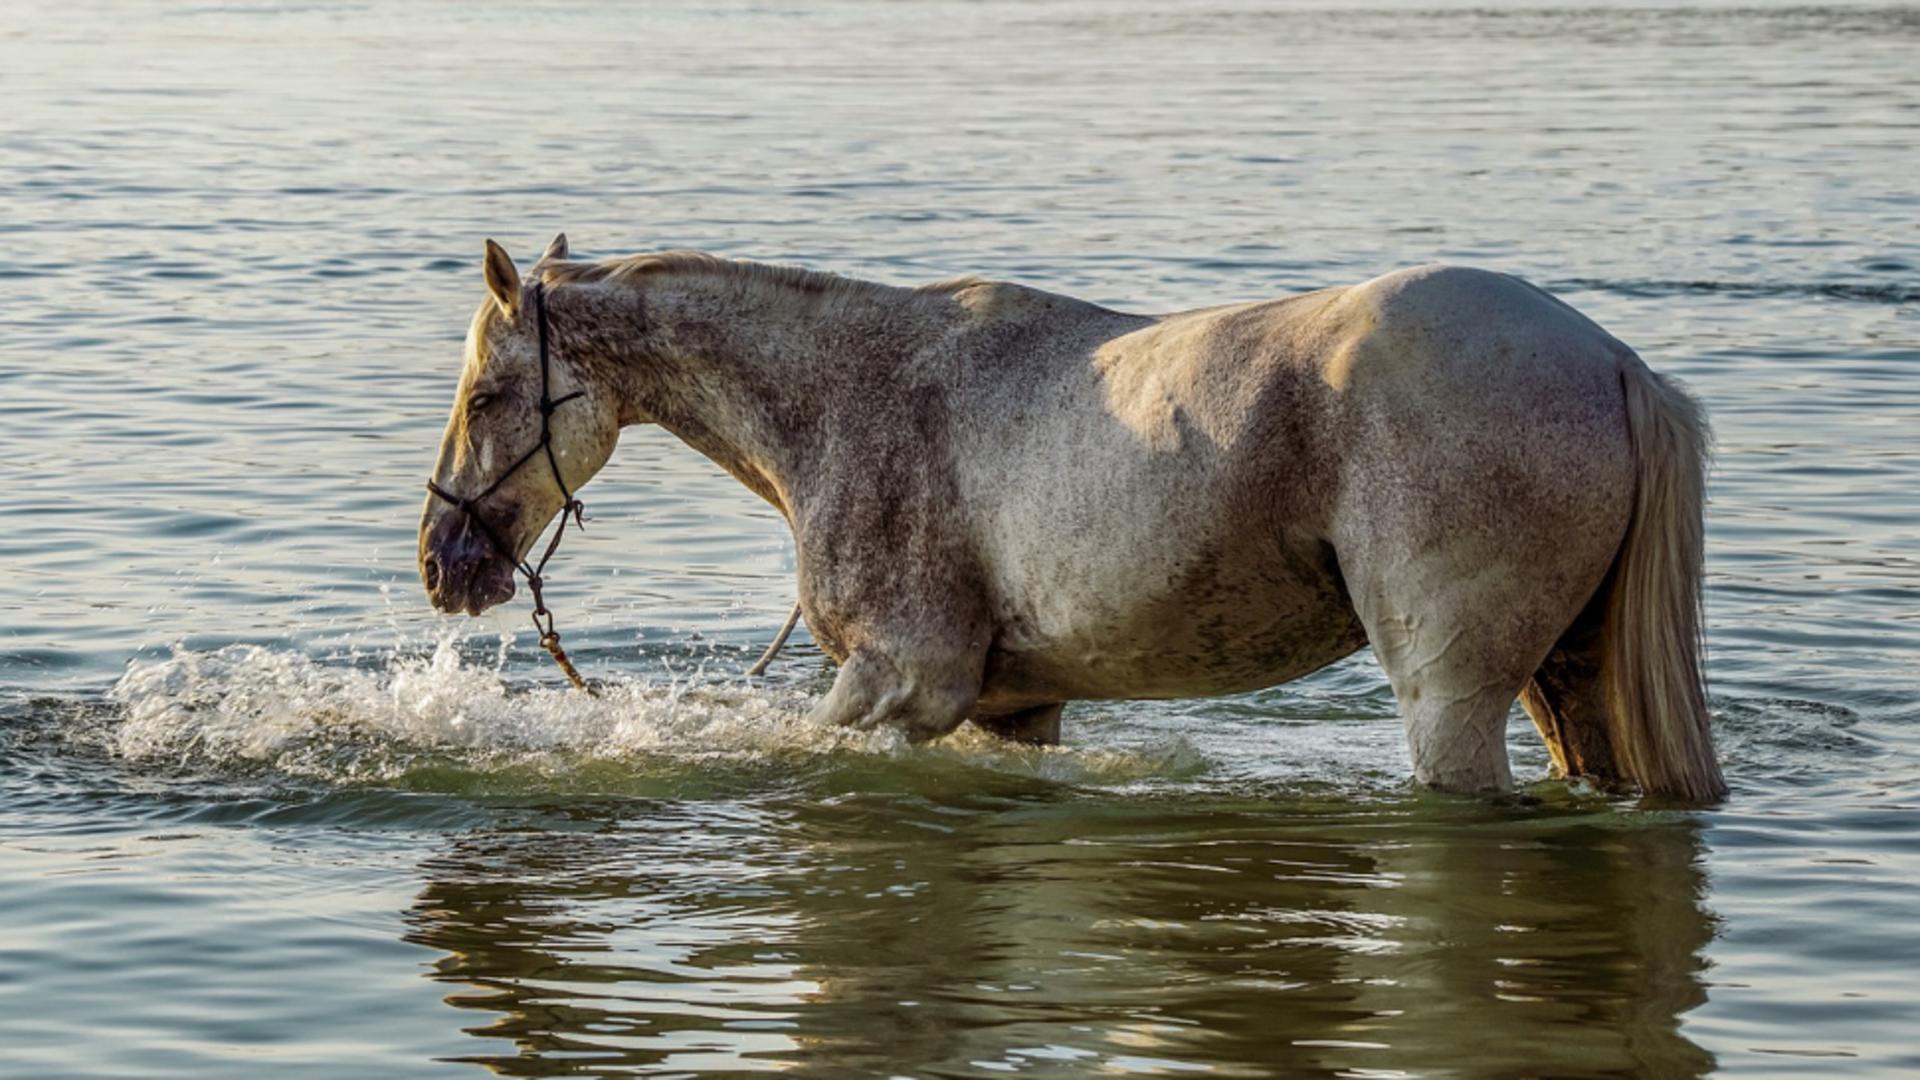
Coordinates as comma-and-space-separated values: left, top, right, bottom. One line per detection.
540, 250, 985, 303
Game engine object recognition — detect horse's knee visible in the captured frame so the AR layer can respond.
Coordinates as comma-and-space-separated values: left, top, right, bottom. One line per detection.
896, 680, 978, 742
810, 648, 979, 741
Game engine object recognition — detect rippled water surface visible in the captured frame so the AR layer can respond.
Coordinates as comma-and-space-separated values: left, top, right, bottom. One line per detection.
3, 1, 1919, 1077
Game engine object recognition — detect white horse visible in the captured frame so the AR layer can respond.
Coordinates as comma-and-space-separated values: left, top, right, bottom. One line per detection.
419, 235, 1725, 802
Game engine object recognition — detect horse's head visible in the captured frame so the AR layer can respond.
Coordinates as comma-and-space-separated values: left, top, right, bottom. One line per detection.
419, 235, 620, 616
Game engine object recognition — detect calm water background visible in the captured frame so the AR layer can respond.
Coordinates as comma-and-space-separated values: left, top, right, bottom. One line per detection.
3, 1, 1918, 1076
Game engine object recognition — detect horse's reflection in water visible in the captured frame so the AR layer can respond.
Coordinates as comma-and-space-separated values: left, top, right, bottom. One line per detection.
404, 788, 1714, 1078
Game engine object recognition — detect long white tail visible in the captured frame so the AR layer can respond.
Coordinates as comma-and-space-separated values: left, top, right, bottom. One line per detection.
1602, 358, 1727, 803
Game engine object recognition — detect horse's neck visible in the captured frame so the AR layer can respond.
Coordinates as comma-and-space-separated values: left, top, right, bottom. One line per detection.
563, 267, 955, 515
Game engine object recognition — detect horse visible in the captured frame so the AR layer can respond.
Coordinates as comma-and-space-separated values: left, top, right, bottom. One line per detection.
418, 235, 1725, 803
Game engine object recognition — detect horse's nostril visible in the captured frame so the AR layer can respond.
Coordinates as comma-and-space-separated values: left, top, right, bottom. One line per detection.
422, 556, 442, 592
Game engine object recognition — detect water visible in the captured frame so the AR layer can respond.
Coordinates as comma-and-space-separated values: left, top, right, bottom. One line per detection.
2, 0, 1917, 1075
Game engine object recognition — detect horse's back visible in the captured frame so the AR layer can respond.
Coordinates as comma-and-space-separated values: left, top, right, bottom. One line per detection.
1035, 264, 1634, 532
1177, 264, 1639, 539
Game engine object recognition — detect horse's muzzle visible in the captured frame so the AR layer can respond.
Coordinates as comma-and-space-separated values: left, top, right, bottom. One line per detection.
420, 511, 517, 616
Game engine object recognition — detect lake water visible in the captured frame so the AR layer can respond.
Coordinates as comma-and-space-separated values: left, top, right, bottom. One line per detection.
3, 1, 1918, 1076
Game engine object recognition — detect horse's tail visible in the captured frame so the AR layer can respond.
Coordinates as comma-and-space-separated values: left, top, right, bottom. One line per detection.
1600, 357, 1726, 803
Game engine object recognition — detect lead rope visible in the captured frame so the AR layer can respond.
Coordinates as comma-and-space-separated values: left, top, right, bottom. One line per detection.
746, 601, 803, 677
427, 281, 595, 695
523, 282, 594, 694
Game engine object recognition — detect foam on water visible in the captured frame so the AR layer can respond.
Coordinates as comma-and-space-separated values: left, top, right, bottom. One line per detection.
96, 638, 1211, 794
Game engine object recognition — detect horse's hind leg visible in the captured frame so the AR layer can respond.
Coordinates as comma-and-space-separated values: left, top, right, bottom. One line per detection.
1368, 619, 1532, 793
1519, 597, 1624, 785
973, 703, 1063, 746
1346, 561, 1590, 794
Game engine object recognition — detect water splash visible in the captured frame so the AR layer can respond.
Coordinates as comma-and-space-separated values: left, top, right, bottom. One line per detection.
94, 639, 1209, 794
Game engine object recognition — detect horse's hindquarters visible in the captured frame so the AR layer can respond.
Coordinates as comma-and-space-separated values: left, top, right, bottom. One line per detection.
1325, 268, 1644, 790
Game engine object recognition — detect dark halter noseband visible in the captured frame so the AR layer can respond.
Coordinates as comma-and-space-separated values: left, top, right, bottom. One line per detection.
426, 281, 594, 692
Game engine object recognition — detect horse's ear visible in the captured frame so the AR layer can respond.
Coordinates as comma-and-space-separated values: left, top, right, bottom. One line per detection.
483, 239, 521, 315
542, 233, 570, 262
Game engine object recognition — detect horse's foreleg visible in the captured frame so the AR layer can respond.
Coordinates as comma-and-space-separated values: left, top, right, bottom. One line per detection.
972, 703, 1064, 746
808, 641, 984, 743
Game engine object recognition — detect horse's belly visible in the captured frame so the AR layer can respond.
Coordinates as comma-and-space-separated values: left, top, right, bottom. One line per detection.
976, 539, 1368, 711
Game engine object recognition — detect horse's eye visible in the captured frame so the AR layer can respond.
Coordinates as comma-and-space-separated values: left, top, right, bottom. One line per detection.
468, 392, 496, 413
